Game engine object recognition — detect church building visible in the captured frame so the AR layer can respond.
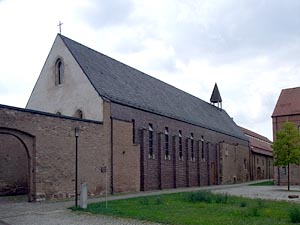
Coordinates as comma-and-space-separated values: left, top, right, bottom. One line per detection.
0, 34, 250, 201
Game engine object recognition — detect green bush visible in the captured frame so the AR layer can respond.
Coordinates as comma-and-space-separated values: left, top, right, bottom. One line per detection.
256, 199, 266, 208
215, 193, 228, 204
240, 201, 247, 207
186, 191, 214, 203
242, 206, 260, 217
139, 197, 149, 205
289, 207, 300, 223
155, 196, 163, 205
185, 191, 228, 204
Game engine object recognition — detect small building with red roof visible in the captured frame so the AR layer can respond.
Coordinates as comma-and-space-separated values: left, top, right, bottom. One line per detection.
272, 86, 300, 185
239, 127, 273, 180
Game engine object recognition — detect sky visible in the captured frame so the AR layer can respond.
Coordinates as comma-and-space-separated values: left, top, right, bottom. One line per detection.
1, 0, 300, 140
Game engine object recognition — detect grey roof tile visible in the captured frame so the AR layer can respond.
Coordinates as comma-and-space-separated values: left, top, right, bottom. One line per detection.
60, 34, 247, 141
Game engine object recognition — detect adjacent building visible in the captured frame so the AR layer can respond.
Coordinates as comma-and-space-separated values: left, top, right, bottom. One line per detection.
239, 127, 273, 180
272, 87, 300, 185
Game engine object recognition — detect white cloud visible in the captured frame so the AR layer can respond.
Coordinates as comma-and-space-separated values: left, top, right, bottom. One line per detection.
1, 0, 300, 140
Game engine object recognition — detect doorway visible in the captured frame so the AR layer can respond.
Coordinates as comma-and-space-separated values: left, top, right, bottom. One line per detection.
0, 128, 35, 201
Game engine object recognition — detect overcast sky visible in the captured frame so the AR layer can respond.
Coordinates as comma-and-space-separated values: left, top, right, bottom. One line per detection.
1, 0, 300, 140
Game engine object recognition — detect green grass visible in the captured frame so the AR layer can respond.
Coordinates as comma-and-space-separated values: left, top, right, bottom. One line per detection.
249, 180, 275, 186
71, 191, 300, 225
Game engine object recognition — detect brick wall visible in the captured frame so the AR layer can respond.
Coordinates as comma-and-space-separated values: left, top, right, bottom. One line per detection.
273, 115, 300, 185
112, 118, 140, 193
111, 102, 250, 190
0, 105, 108, 201
0, 134, 29, 195
219, 142, 249, 184
251, 153, 273, 180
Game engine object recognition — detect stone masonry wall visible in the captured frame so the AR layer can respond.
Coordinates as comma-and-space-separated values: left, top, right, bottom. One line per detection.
0, 134, 28, 196
219, 142, 250, 184
0, 105, 108, 201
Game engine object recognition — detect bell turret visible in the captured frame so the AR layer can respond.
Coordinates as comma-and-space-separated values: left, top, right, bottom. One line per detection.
210, 83, 222, 109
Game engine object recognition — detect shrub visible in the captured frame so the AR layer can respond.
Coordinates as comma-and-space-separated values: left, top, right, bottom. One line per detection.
215, 193, 228, 204
289, 207, 300, 223
240, 201, 247, 207
155, 196, 163, 205
242, 206, 260, 217
185, 191, 228, 204
139, 197, 149, 205
186, 191, 213, 203
256, 199, 265, 208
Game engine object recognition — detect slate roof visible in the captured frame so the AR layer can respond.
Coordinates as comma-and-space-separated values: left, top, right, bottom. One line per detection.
272, 87, 300, 117
60, 34, 247, 141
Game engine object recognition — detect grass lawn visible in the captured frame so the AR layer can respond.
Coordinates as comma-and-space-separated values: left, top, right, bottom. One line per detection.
249, 180, 275, 186
71, 191, 300, 225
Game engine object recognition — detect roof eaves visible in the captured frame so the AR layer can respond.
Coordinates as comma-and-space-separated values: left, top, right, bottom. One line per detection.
110, 99, 248, 142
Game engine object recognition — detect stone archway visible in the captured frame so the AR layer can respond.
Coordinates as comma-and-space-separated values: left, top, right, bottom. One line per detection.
0, 128, 35, 202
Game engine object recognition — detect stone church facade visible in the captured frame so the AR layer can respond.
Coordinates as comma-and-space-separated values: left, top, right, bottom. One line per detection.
1, 34, 250, 201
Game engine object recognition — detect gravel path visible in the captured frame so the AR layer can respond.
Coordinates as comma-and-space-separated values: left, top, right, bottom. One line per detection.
0, 197, 160, 225
212, 185, 300, 203
2, 181, 299, 225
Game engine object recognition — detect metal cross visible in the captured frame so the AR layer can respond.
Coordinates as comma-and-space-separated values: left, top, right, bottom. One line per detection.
57, 21, 63, 34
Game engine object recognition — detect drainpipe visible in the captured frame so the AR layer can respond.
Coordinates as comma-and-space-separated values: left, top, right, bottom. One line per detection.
74, 127, 79, 207
110, 117, 114, 194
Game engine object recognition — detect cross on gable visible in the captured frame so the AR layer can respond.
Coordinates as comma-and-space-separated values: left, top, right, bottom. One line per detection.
57, 21, 63, 34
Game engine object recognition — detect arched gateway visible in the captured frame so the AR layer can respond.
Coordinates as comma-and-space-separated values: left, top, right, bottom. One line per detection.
0, 128, 35, 202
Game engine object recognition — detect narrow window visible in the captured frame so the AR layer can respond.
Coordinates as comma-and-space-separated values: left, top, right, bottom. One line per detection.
201, 136, 205, 160
191, 133, 194, 161
55, 58, 64, 85
244, 159, 247, 169
165, 127, 169, 159
132, 119, 135, 144
149, 124, 153, 157
179, 130, 183, 160
282, 166, 287, 175
74, 109, 83, 119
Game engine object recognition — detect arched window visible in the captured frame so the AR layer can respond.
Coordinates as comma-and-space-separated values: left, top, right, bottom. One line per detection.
190, 133, 194, 161
178, 130, 183, 160
55, 58, 64, 85
148, 123, 153, 158
201, 136, 205, 160
56, 111, 62, 115
74, 109, 83, 119
165, 127, 169, 160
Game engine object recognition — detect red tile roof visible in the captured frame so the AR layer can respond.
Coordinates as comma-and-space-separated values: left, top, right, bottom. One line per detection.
239, 126, 271, 143
239, 126, 273, 156
272, 87, 300, 117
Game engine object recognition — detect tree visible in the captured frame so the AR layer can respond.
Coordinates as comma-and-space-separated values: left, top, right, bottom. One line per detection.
272, 122, 300, 190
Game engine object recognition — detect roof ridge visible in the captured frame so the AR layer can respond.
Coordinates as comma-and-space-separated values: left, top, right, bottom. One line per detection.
239, 126, 272, 143
59, 34, 218, 109
57, 34, 247, 141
